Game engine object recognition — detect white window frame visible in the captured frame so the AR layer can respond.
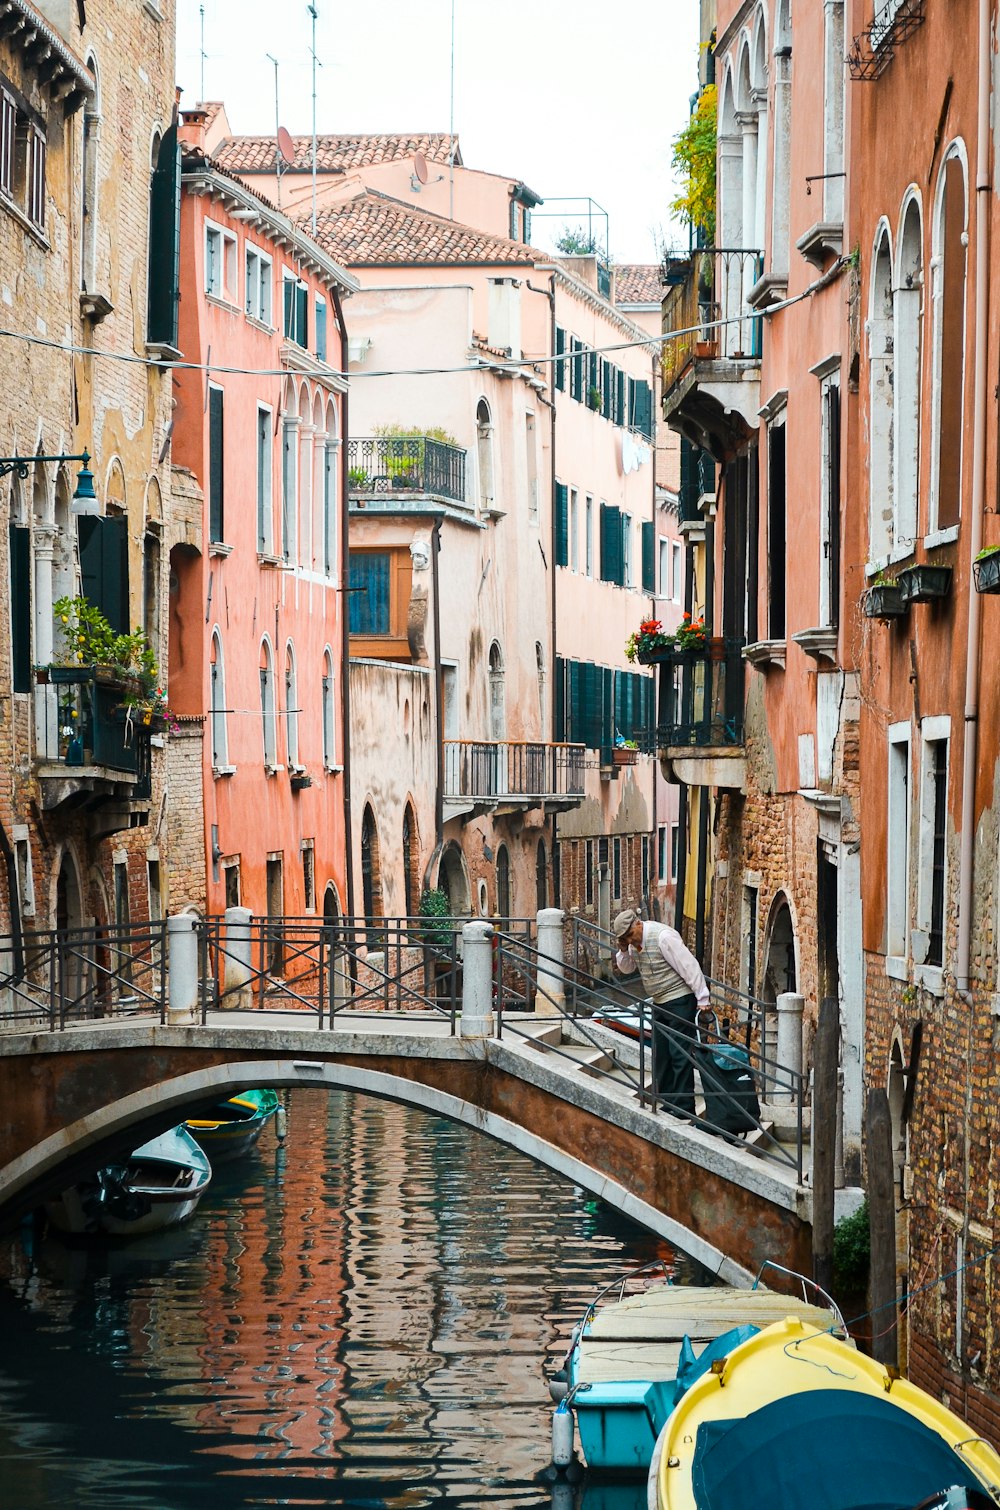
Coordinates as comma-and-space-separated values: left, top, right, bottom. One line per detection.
285, 641, 300, 770
301, 838, 316, 912
570, 487, 579, 572
257, 403, 274, 554
322, 649, 336, 770
210, 628, 231, 772
659, 537, 669, 600
818, 369, 841, 630
12, 824, 34, 917
927, 142, 969, 544
205, 219, 238, 303
914, 714, 950, 994
585, 496, 594, 577
886, 721, 911, 975
672, 541, 683, 603
622, 512, 633, 588
245, 243, 273, 325
670, 822, 680, 883
260, 637, 278, 771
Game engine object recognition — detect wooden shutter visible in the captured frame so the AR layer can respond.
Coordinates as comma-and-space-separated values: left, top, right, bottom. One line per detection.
209, 385, 224, 543
555, 327, 566, 392
601, 666, 614, 753
283, 277, 295, 338
616, 369, 625, 426
600, 503, 623, 584
296, 283, 309, 349
555, 482, 569, 567
9, 523, 30, 692
602, 360, 612, 418
315, 297, 327, 361
641, 521, 655, 591
554, 656, 566, 740
147, 123, 180, 347
78, 514, 129, 633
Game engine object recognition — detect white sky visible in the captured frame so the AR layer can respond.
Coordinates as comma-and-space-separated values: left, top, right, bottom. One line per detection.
176, 0, 699, 265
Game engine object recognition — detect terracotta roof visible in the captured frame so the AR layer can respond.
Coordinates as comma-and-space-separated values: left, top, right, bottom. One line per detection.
213, 132, 462, 175
615, 264, 664, 305
197, 101, 226, 129
301, 189, 538, 268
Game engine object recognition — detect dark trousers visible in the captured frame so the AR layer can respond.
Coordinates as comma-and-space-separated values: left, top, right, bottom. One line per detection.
652, 993, 698, 1118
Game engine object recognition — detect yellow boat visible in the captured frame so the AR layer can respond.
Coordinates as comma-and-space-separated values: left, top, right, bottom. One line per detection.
650, 1315, 1000, 1510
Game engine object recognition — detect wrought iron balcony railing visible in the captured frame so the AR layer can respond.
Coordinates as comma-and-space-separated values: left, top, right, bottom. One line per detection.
661, 248, 763, 396
347, 436, 467, 505
36, 667, 152, 795
656, 638, 745, 748
443, 740, 586, 802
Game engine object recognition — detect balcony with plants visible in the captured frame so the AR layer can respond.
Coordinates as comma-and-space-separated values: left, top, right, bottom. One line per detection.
347, 426, 467, 509
652, 627, 747, 791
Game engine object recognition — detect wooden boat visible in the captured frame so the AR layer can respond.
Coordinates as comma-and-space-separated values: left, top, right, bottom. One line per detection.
184, 1088, 280, 1161
649, 1315, 1000, 1510
549, 1262, 843, 1475
46, 1126, 212, 1238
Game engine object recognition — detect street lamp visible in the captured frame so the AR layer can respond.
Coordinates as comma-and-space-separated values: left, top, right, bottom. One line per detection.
0, 451, 97, 512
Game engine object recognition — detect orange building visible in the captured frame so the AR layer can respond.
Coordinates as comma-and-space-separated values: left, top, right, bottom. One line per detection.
169, 108, 358, 919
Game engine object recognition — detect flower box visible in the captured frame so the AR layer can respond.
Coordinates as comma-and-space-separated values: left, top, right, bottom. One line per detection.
974, 551, 1000, 595
612, 747, 638, 767
636, 645, 676, 665
896, 564, 952, 604
862, 584, 906, 620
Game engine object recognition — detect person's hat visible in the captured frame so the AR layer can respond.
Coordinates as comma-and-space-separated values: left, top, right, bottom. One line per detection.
613, 908, 639, 940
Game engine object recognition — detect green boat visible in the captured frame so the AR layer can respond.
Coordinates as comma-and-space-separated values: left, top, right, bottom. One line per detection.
185, 1088, 280, 1161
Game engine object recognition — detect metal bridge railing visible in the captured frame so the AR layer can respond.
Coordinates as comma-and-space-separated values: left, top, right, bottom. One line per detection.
0, 919, 168, 1029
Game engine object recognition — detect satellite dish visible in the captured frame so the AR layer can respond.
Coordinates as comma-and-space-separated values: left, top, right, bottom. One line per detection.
276, 126, 296, 165
412, 150, 429, 185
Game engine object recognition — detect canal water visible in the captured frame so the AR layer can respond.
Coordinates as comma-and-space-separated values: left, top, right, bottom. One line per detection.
0, 1089, 707, 1510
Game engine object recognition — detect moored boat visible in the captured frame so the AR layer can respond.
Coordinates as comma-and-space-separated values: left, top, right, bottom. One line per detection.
648, 1315, 1000, 1510
46, 1125, 213, 1238
184, 1088, 280, 1161
548, 1262, 843, 1475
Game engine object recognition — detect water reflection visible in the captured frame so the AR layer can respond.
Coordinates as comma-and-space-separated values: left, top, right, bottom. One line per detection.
0, 1088, 706, 1509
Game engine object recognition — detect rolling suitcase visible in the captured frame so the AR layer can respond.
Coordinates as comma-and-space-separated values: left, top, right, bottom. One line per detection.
695, 1010, 761, 1139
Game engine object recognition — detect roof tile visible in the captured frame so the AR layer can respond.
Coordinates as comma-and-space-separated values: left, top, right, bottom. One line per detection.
214, 132, 461, 175
615, 264, 664, 305
301, 189, 538, 268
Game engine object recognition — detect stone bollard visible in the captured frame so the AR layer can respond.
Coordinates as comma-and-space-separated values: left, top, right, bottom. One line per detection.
167, 914, 199, 1026
460, 920, 494, 1037
535, 907, 566, 1015
223, 906, 254, 1012
774, 991, 805, 1103
597, 864, 612, 959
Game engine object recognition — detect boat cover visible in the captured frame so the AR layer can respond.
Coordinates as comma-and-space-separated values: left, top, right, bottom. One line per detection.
690, 1390, 985, 1510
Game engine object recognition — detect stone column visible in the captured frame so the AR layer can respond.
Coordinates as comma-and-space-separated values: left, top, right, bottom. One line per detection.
223, 905, 253, 1011
460, 920, 494, 1037
33, 524, 58, 753
167, 914, 199, 1025
774, 991, 804, 1103
597, 864, 612, 956
535, 907, 565, 1014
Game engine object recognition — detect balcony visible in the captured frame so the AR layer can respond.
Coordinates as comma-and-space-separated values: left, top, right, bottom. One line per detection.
443, 740, 586, 818
655, 639, 747, 791
661, 249, 762, 458
35, 668, 152, 829
348, 437, 467, 507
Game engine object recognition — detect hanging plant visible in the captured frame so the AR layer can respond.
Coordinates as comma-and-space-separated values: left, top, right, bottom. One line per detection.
670, 85, 717, 243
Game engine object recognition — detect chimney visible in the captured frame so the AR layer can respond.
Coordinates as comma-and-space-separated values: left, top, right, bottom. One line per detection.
179, 108, 210, 154
487, 278, 522, 360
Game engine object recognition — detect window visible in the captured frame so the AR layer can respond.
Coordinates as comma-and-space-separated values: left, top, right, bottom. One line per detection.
658, 825, 667, 883
536, 839, 548, 911
402, 804, 417, 916
282, 416, 297, 560
659, 538, 669, 599
205, 222, 237, 301
894, 198, 922, 549
741, 884, 759, 998
582, 498, 592, 577
869, 227, 894, 559
315, 295, 327, 361
819, 376, 841, 630
822, 0, 845, 225
257, 406, 273, 552
525, 412, 538, 522
245, 244, 273, 324
887, 722, 911, 966
477, 399, 495, 511
488, 641, 506, 740
348, 552, 391, 634
223, 861, 240, 908
9, 515, 30, 693
147, 125, 180, 348
285, 642, 299, 768
554, 327, 566, 391
302, 840, 315, 911
613, 836, 622, 899
585, 840, 594, 906
930, 149, 967, 536
361, 805, 381, 937
555, 482, 568, 566
672, 541, 683, 602
210, 630, 229, 769
641, 835, 649, 895
670, 823, 680, 883
266, 855, 284, 970
496, 843, 511, 921
641, 521, 655, 592
208, 384, 224, 543
622, 512, 633, 587
80, 63, 99, 290
570, 338, 584, 402
260, 639, 277, 768
767, 421, 786, 639
600, 502, 623, 584
147, 858, 162, 923
143, 529, 160, 647
322, 650, 335, 768
0, 85, 15, 199
570, 488, 579, 571
323, 436, 337, 575
917, 718, 950, 974
283, 271, 308, 348
114, 855, 130, 931
14, 116, 46, 231
12, 826, 34, 917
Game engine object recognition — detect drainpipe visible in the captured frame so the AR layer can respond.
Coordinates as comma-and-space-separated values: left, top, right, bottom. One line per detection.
331, 283, 356, 920
431, 518, 444, 847
956, 0, 990, 998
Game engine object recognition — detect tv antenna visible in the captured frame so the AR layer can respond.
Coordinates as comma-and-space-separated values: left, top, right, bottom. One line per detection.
199, 4, 206, 101
267, 54, 288, 207
307, 3, 322, 234
448, 0, 456, 219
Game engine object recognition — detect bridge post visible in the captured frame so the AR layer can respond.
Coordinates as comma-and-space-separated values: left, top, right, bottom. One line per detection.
597, 864, 612, 961
535, 908, 565, 1014
774, 991, 804, 1102
167, 914, 199, 1025
223, 906, 254, 1011
460, 920, 494, 1037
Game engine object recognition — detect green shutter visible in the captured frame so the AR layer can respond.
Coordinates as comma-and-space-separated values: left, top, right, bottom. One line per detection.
602, 666, 614, 754
9, 523, 31, 692
284, 277, 295, 338
616, 369, 626, 427
555, 482, 569, 567
78, 515, 129, 634
147, 123, 180, 347
296, 283, 308, 348
567, 659, 582, 743
209, 385, 224, 543
571, 339, 583, 401
315, 297, 327, 361
602, 360, 612, 419
641, 520, 655, 591
554, 655, 566, 740
600, 503, 623, 584
555, 327, 566, 392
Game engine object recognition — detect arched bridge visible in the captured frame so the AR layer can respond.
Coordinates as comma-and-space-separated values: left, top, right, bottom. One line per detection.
0, 910, 836, 1281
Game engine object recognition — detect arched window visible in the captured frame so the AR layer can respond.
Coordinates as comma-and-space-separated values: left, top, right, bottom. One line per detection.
210, 630, 228, 768
930, 147, 968, 535
260, 638, 276, 768
488, 640, 505, 739
361, 803, 382, 936
81, 55, 100, 293
477, 398, 495, 512
285, 641, 299, 767
402, 802, 418, 917
322, 649, 335, 769
868, 227, 894, 560
536, 839, 548, 912
496, 843, 511, 923
320, 396, 338, 577
147, 124, 180, 349
771, 0, 792, 283
282, 380, 300, 562
535, 640, 546, 726
894, 195, 923, 549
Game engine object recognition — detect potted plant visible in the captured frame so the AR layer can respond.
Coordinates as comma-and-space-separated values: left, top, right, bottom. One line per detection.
348, 466, 371, 490
974, 545, 1000, 595
896, 563, 952, 604
612, 740, 639, 766
675, 612, 709, 652
862, 572, 906, 620
588, 384, 603, 413
627, 618, 675, 665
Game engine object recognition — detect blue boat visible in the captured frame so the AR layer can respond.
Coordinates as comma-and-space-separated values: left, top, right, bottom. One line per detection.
549, 1262, 844, 1476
